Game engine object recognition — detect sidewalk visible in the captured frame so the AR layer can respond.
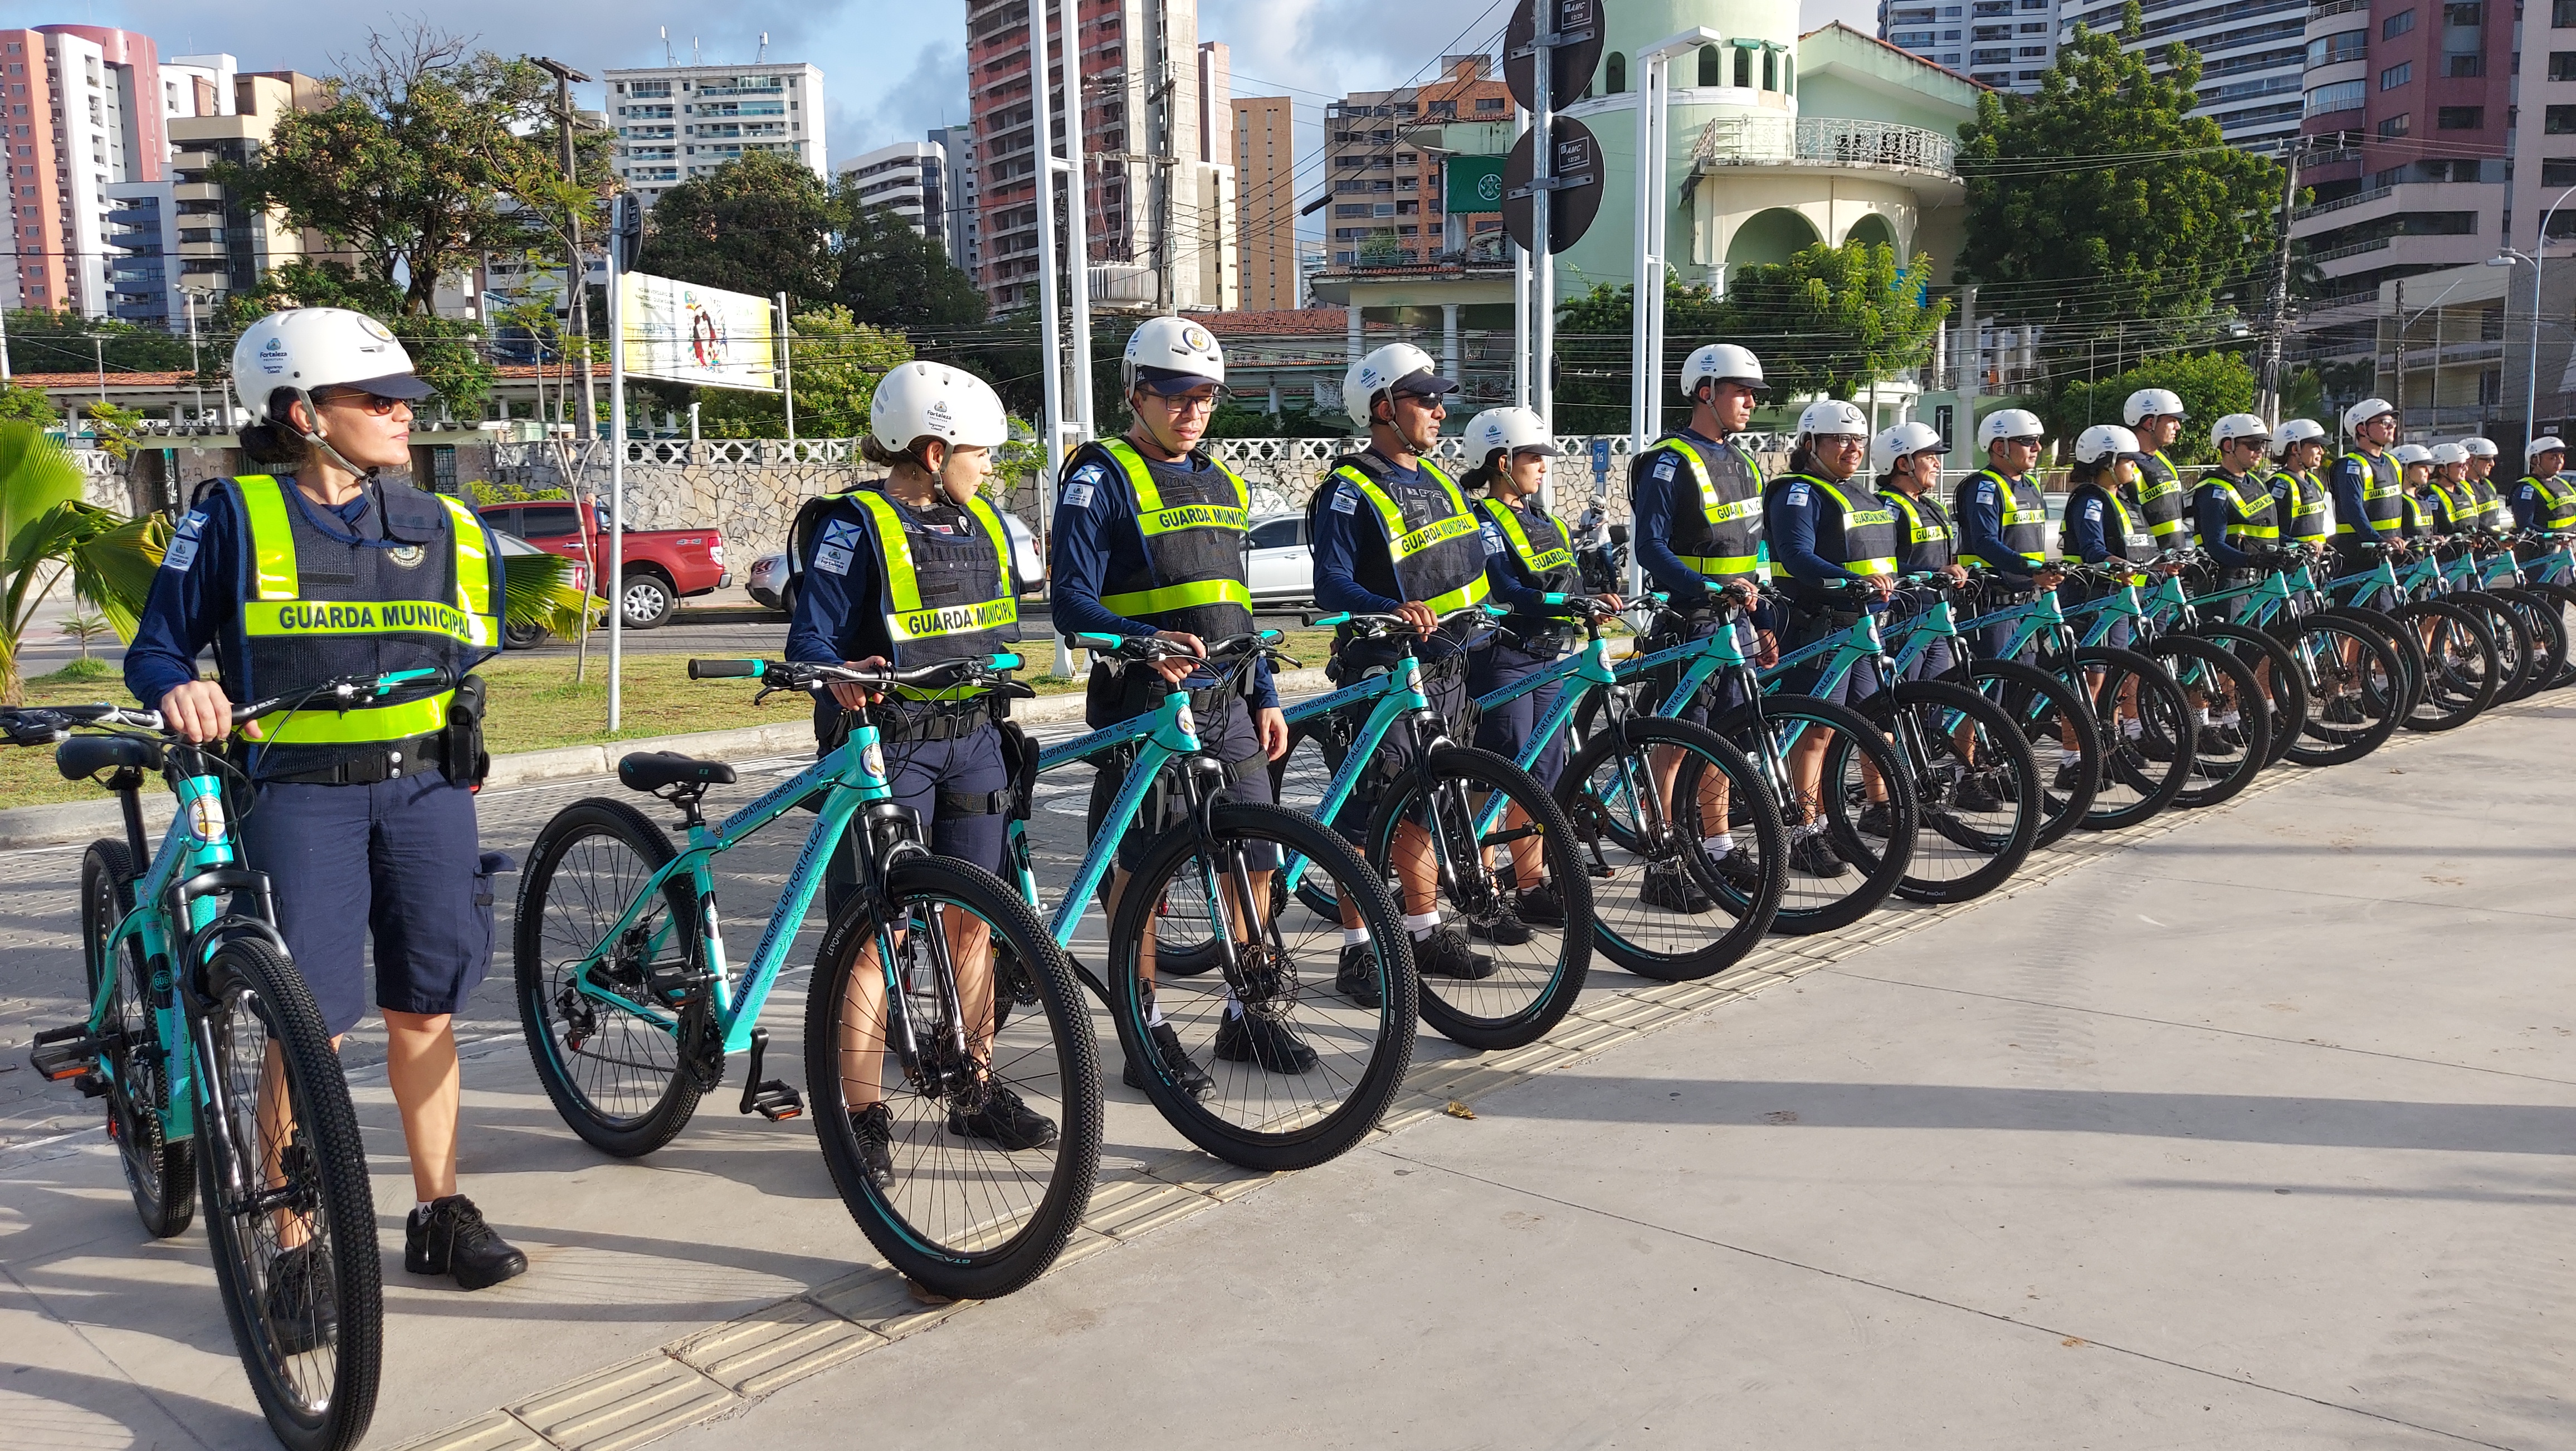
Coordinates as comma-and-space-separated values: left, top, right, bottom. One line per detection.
2, 695, 2569, 1450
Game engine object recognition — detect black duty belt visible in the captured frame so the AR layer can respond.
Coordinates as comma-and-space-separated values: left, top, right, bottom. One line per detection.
255, 733, 447, 786
879, 699, 996, 743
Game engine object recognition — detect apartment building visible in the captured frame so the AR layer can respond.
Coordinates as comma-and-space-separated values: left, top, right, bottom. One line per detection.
1232, 95, 1297, 311
842, 139, 947, 236
1323, 56, 1514, 270
1880, 0, 2056, 90
928, 123, 980, 269
604, 62, 825, 210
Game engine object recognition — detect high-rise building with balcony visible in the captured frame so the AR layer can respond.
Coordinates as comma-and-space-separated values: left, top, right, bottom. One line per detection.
1321, 57, 1514, 271
1231, 95, 1298, 311
2050, 0, 2307, 150
604, 62, 825, 210
842, 140, 947, 237
928, 124, 980, 271
1880, 0, 2057, 90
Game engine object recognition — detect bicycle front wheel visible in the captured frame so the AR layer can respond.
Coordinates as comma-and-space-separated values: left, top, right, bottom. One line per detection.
82, 838, 193, 1237
2191, 621, 2309, 768
1866, 679, 2042, 904
1557, 717, 1786, 981
805, 854, 1101, 1300
1111, 801, 1417, 1170
2144, 634, 2272, 810
2388, 598, 2497, 731
1365, 747, 1592, 1048
515, 797, 710, 1157
2062, 646, 2193, 829
195, 938, 382, 1451
2524, 581, 2576, 689
1714, 694, 1918, 934
2276, 615, 2407, 766
2494, 588, 2568, 702
1963, 659, 2099, 849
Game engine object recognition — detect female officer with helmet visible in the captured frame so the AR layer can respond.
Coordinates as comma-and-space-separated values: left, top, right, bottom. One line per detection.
787, 361, 1056, 1182
124, 307, 525, 1291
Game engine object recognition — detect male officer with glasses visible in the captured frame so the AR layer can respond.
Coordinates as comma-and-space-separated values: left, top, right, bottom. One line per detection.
1953, 408, 2063, 660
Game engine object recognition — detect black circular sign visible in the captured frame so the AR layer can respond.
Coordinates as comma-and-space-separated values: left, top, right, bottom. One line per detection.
1502, 117, 1604, 256
1504, 0, 1604, 112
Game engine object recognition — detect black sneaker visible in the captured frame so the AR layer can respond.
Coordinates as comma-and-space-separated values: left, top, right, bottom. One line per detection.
1123, 1021, 1215, 1101
1335, 943, 1384, 1009
852, 1102, 895, 1190
2053, 759, 2085, 792
1789, 834, 1850, 879
1640, 860, 1712, 913
1707, 846, 1764, 892
2135, 731, 2176, 762
1515, 883, 1567, 927
2323, 695, 2364, 726
1214, 1007, 1319, 1073
1411, 923, 1496, 980
406, 1195, 529, 1291
948, 1081, 1058, 1150
1467, 898, 1533, 947
263, 1241, 337, 1355
1857, 802, 1895, 839
1953, 772, 2004, 813
2194, 726, 2236, 756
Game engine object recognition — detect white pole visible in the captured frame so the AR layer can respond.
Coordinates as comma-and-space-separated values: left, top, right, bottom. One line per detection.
1631, 50, 1655, 454
607, 204, 627, 732
1533, 58, 1553, 439
1030, 0, 1075, 678
1511, 104, 1529, 410
777, 290, 796, 443
1061, 40, 1096, 447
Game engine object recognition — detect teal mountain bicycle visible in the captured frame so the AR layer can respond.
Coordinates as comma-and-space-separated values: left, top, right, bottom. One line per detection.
514, 654, 1100, 1299
11, 671, 413, 1451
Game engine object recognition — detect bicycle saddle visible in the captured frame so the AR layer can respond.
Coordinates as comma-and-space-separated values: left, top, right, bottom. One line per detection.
57, 734, 163, 782
618, 751, 738, 792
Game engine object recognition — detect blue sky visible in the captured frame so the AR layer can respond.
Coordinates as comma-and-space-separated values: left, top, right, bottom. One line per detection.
77, 0, 1870, 201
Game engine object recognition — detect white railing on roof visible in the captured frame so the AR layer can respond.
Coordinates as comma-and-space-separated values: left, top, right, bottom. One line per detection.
1690, 116, 1957, 177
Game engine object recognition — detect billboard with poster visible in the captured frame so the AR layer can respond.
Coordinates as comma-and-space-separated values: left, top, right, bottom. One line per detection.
615, 272, 779, 392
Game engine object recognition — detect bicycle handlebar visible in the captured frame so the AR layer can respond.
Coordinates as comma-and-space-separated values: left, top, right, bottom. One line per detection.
1066, 630, 1284, 666
687, 654, 1023, 692
0, 666, 452, 749
1305, 603, 1496, 639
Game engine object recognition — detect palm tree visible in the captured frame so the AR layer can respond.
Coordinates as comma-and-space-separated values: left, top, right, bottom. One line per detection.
0, 422, 164, 705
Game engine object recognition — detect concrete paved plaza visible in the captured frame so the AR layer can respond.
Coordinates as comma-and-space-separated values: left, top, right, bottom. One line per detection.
3, 692, 2570, 1450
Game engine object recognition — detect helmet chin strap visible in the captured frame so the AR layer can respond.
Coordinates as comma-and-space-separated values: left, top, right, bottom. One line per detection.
286, 387, 380, 481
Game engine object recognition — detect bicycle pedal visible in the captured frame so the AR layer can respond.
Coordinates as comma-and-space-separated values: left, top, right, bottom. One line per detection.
28, 1024, 102, 1083
742, 1081, 803, 1121
645, 965, 714, 1005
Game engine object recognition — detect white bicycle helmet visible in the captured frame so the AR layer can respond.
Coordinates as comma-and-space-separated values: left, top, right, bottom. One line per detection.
1466, 406, 1559, 462
2429, 442, 2468, 467
1796, 398, 1870, 437
1679, 342, 1766, 401
2391, 443, 2433, 467
870, 361, 1008, 452
2343, 397, 2398, 432
2460, 436, 2499, 459
2122, 387, 2185, 427
2210, 412, 2270, 452
1121, 315, 1226, 396
1976, 407, 2045, 449
2074, 423, 2139, 464
2270, 417, 2326, 459
230, 307, 432, 421
1871, 419, 1946, 472
2527, 435, 2567, 459
1341, 342, 1453, 431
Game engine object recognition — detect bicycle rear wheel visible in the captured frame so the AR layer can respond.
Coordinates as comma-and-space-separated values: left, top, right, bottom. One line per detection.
2191, 622, 2308, 768
2494, 588, 2567, 702
195, 938, 382, 1451
805, 854, 1100, 1299
1270, 716, 1355, 923
2061, 646, 2192, 830
2528, 582, 2576, 689
1714, 694, 1918, 935
1364, 747, 1591, 1048
1110, 802, 1416, 1170
2388, 598, 2497, 731
515, 797, 711, 1157
1866, 680, 2041, 904
1557, 717, 1786, 981
2275, 615, 2407, 765
2144, 635, 2271, 809
2325, 605, 2427, 719
82, 839, 193, 1237
1962, 659, 2099, 849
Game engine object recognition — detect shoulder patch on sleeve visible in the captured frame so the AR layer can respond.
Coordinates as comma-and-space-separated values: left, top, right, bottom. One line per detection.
1329, 486, 1360, 514
1783, 481, 1811, 507
2081, 500, 2102, 523
1976, 482, 1998, 506
1480, 521, 1505, 556
1062, 481, 1095, 509
1071, 462, 1104, 486
813, 515, 860, 577
160, 508, 209, 573
1653, 455, 1677, 481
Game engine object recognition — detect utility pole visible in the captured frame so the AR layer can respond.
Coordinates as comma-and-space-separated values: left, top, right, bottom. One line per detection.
2391, 278, 2407, 422
2257, 138, 2302, 425
534, 57, 599, 437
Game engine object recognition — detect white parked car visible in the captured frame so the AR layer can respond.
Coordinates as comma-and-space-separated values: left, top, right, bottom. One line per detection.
1247, 513, 1314, 605
749, 509, 1045, 615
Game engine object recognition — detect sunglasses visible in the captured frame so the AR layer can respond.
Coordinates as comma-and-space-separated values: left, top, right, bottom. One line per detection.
314, 389, 412, 416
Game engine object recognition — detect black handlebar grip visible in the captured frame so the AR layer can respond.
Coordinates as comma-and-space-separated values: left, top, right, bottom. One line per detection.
687, 658, 764, 680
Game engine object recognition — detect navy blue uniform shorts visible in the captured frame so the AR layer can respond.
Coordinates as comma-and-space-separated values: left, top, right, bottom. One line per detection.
240, 770, 495, 1039
821, 709, 1012, 918
1326, 645, 1469, 842
1777, 605, 1882, 705
1467, 638, 1568, 790
1666, 615, 1759, 727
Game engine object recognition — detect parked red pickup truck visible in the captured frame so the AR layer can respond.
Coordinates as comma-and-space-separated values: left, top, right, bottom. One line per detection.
475, 496, 730, 629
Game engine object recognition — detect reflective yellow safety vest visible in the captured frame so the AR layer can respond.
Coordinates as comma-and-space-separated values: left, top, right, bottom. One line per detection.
1329, 457, 1492, 616
2212, 469, 2281, 548
2335, 450, 2406, 536
1957, 468, 2049, 570
1086, 439, 1255, 641
850, 488, 1020, 700
2525, 472, 2576, 529
1651, 433, 1768, 582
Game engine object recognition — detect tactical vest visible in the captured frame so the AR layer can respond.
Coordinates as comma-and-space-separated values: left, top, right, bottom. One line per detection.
2427, 476, 2482, 534
1081, 439, 1254, 644
2067, 481, 2147, 563
2524, 472, 2576, 529
1956, 468, 2049, 571
1476, 494, 1578, 607
2134, 450, 2189, 540
1884, 488, 1955, 572
1772, 472, 1897, 593
2463, 476, 2507, 529
2397, 491, 2433, 539
2274, 468, 2331, 544
1647, 433, 1767, 583
1327, 454, 1492, 616
2334, 450, 2405, 537
2210, 469, 2280, 549
228, 474, 492, 766
847, 489, 1021, 701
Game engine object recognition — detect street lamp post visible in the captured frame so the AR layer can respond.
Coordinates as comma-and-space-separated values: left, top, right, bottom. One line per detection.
2491, 182, 2576, 446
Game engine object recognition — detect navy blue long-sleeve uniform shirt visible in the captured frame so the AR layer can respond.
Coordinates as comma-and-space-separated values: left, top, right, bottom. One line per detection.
2061, 487, 2118, 565
1627, 429, 1775, 629
2192, 480, 2262, 570
1311, 455, 1479, 661
2510, 476, 2554, 530
125, 477, 504, 709
1766, 476, 1885, 613
1954, 470, 2042, 590
2327, 454, 2387, 542
1046, 446, 1277, 709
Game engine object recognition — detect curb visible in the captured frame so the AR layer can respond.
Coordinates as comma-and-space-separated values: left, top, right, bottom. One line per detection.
0, 667, 1339, 849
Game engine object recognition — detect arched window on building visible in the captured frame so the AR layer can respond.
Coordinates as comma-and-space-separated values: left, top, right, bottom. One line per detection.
1698, 45, 1723, 86
1607, 52, 1627, 94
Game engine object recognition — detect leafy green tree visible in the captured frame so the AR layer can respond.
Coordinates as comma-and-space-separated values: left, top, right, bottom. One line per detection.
80, 401, 147, 461
225, 260, 496, 415
1955, 2, 2283, 324
222, 24, 563, 317
0, 381, 56, 425
638, 150, 839, 308
1723, 241, 1950, 404
834, 201, 987, 331
2, 309, 194, 376
2048, 352, 2256, 463
692, 305, 914, 439
1553, 272, 1733, 435
0, 422, 165, 704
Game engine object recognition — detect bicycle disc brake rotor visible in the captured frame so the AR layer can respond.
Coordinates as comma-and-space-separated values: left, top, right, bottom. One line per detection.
1230, 939, 1299, 1012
